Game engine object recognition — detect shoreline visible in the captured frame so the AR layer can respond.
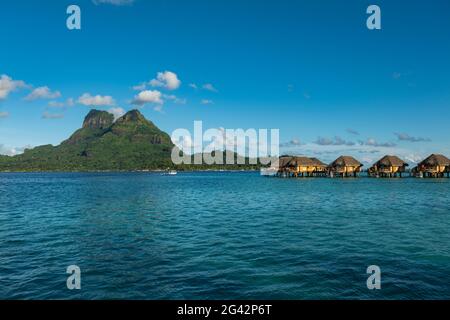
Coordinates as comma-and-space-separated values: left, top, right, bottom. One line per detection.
0, 169, 261, 174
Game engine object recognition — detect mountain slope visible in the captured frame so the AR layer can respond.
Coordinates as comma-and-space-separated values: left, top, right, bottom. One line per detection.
0, 110, 175, 171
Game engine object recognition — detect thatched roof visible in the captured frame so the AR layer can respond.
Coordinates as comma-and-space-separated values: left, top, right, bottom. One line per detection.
329, 156, 363, 167
373, 155, 408, 167
277, 156, 328, 169
278, 156, 294, 168
309, 157, 327, 167
418, 154, 450, 167
286, 156, 315, 167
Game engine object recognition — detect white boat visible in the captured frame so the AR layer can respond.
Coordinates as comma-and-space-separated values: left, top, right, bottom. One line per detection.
260, 167, 277, 176
167, 170, 178, 175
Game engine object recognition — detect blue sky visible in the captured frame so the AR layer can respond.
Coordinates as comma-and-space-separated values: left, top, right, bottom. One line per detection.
1, 0, 449, 164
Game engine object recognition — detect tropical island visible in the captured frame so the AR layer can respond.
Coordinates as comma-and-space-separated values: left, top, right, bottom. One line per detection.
0, 109, 262, 172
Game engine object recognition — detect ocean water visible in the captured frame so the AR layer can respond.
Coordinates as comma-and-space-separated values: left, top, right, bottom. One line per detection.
0, 172, 449, 300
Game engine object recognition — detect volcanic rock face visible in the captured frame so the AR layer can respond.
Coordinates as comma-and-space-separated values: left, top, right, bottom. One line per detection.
0, 109, 176, 170
115, 109, 144, 124
82, 110, 114, 130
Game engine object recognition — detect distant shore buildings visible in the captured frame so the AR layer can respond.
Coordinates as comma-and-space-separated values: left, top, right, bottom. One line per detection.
275, 154, 450, 178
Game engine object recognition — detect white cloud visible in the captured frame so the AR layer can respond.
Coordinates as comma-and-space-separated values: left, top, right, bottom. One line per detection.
0, 144, 32, 156
49, 98, 75, 108
0, 111, 9, 118
0, 144, 18, 156
25, 86, 61, 101
149, 71, 181, 90
189, 83, 198, 90
108, 107, 126, 120
153, 104, 163, 113
164, 94, 186, 105
78, 93, 115, 106
201, 99, 214, 105
42, 112, 64, 119
92, 0, 134, 5
66, 98, 75, 106
132, 82, 147, 91
360, 138, 396, 148
132, 90, 163, 106
314, 136, 355, 146
0, 74, 27, 100
280, 139, 302, 148
48, 101, 65, 108
394, 132, 431, 142
202, 83, 218, 92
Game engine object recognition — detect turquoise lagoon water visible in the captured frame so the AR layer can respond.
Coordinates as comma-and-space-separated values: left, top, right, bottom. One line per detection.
0, 172, 449, 299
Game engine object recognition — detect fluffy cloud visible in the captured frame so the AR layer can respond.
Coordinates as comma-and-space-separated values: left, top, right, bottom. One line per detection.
92, 0, 134, 5
132, 90, 163, 106
0, 111, 9, 118
394, 132, 431, 142
149, 71, 181, 90
25, 86, 61, 101
78, 93, 115, 106
0, 144, 31, 156
0, 144, 17, 156
0, 75, 27, 100
108, 107, 126, 120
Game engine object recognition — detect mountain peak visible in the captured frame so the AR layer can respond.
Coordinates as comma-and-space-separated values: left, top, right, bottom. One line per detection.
82, 110, 114, 130
116, 109, 145, 123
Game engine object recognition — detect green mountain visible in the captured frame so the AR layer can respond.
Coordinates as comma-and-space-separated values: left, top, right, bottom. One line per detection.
0, 109, 174, 171
0, 109, 262, 172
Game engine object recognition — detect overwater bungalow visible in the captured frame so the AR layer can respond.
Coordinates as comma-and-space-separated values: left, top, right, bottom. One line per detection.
412, 154, 450, 178
328, 156, 363, 177
368, 155, 409, 178
275, 156, 294, 177
310, 158, 328, 176
276, 156, 327, 177
286, 156, 328, 177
